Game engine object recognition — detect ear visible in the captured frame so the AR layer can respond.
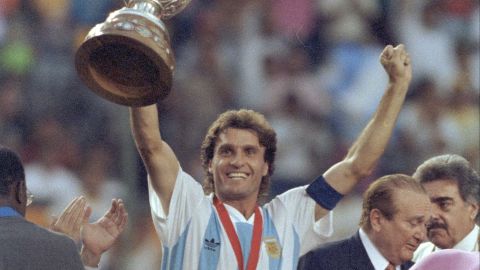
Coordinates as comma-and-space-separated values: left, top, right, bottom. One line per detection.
14, 181, 25, 205
369, 209, 384, 232
208, 160, 213, 174
262, 162, 269, 177
468, 202, 479, 221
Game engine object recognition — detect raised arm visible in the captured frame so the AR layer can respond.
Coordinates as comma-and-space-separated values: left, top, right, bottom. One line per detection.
313, 44, 412, 220
129, 105, 179, 213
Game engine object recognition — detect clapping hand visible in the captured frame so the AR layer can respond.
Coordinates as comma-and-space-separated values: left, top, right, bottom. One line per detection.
81, 198, 128, 256
51, 196, 128, 267
50, 196, 91, 242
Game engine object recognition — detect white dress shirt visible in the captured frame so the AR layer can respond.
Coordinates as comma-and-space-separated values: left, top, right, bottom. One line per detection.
414, 224, 479, 263
359, 228, 400, 270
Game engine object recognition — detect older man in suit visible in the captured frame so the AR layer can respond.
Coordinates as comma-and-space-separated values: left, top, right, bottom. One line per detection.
298, 174, 431, 270
0, 145, 127, 269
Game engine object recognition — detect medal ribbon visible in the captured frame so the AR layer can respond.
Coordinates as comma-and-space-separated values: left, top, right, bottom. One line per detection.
213, 196, 263, 270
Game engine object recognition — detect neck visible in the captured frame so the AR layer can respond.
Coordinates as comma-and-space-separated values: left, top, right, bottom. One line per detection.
219, 197, 258, 219
452, 224, 478, 249
366, 229, 398, 265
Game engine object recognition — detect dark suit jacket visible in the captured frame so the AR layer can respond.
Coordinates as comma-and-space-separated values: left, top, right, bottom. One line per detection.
0, 216, 84, 270
298, 231, 414, 270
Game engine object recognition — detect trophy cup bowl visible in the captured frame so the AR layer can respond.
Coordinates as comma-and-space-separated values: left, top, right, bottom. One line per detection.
75, 0, 190, 106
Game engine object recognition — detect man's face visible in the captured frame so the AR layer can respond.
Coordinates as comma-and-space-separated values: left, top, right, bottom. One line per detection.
377, 190, 431, 265
423, 179, 478, 249
209, 128, 269, 205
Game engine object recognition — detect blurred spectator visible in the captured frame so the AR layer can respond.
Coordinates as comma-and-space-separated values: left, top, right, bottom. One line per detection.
323, 43, 388, 148
237, 0, 289, 109
78, 142, 128, 269
470, 4, 480, 45
394, 0, 458, 96
444, 89, 480, 171
69, 0, 119, 48
269, 0, 317, 41
25, 0, 77, 117
24, 116, 83, 220
269, 93, 335, 197
262, 46, 331, 119
70, 0, 117, 27
396, 77, 462, 167
79, 142, 126, 220
316, 0, 381, 45
177, 2, 243, 90
442, 0, 478, 40
0, 75, 30, 151
312, 0, 387, 147
451, 38, 479, 95
0, 2, 35, 77
122, 209, 162, 270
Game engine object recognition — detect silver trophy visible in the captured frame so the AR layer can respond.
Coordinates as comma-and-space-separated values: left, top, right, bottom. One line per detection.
75, 0, 191, 106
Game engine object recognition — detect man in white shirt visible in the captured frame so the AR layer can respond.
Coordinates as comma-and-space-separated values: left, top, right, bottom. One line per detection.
129, 44, 412, 269
298, 174, 431, 270
412, 154, 479, 262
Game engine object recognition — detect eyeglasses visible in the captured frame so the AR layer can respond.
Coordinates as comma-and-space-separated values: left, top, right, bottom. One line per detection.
26, 189, 34, 207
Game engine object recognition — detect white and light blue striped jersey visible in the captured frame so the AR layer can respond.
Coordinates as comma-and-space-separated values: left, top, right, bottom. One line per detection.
149, 167, 333, 270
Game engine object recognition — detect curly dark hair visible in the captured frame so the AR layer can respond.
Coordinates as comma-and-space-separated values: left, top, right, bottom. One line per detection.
200, 109, 277, 203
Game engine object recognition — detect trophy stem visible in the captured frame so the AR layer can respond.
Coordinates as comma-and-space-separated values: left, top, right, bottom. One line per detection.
127, 1, 163, 18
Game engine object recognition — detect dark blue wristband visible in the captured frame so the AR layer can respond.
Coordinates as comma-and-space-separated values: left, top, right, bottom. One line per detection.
306, 175, 344, 210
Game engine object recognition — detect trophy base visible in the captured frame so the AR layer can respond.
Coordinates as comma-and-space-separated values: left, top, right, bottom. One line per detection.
75, 9, 174, 106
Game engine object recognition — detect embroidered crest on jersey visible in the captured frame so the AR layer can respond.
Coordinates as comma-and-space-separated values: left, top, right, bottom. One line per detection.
264, 237, 281, 258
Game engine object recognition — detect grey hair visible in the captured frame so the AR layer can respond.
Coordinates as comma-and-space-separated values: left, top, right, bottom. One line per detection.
413, 154, 480, 222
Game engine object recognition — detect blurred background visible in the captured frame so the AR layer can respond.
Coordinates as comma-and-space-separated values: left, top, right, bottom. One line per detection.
0, 0, 478, 269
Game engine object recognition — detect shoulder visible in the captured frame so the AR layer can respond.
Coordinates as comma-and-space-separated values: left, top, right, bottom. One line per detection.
5, 218, 76, 247
401, 260, 415, 270
302, 237, 354, 261
299, 238, 354, 270
263, 186, 313, 214
0, 218, 83, 269
36, 225, 76, 244
319, 236, 357, 252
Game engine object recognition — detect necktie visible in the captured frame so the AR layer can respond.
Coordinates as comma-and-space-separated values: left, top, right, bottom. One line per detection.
385, 262, 396, 270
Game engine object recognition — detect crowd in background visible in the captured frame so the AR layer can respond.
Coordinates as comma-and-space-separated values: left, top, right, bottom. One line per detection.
0, 0, 478, 269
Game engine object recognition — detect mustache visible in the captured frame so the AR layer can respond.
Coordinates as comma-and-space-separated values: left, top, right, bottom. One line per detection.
426, 221, 448, 231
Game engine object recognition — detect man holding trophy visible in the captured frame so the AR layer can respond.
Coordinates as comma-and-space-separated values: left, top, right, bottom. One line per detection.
75, 1, 414, 269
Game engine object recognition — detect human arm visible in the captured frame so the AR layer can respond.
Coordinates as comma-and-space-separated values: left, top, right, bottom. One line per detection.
129, 105, 179, 214
311, 44, 412, 220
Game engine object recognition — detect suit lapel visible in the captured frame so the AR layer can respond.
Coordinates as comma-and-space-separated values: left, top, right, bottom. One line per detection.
348, 232, 376, 270
400, 261, 414, 270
